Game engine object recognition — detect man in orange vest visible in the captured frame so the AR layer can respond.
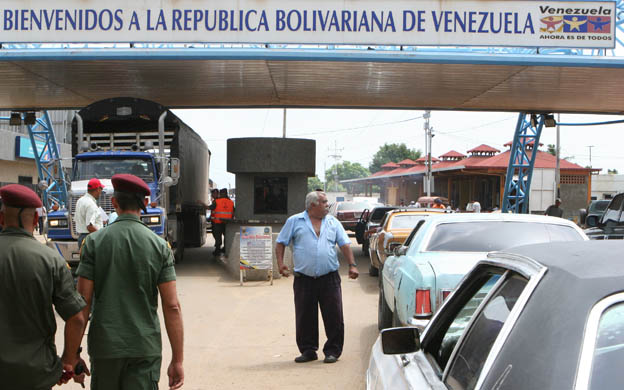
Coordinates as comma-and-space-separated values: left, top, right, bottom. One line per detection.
211, 188, 234, 255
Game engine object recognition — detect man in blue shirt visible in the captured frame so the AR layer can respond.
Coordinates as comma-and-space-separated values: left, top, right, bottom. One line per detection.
276, 191, 359, 364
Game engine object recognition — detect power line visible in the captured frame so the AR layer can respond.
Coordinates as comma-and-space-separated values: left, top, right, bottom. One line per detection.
290, 115, 423, 136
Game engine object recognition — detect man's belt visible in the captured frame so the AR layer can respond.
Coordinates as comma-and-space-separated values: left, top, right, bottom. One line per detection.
294, 270, 338, 279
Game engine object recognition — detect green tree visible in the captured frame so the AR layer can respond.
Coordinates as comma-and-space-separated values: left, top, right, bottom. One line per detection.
369, 143, 422, 173
307, 176, 324, 192
547, 144, 556, 156
325, 161, 370, 193
608, 168, 619, 174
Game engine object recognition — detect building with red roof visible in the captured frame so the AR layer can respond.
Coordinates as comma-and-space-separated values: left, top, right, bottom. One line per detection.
342, 143, 596, 217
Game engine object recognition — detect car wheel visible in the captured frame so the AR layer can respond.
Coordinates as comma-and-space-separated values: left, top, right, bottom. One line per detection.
369, 263, 379, 277
378, 271, 393, 330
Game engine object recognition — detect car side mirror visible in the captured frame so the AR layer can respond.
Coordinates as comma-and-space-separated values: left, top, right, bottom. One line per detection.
381, 327, 421, 354
394, 246, 408, 257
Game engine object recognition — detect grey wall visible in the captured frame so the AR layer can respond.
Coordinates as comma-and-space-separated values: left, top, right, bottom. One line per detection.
227, 138, 315, 175
561, 183, 588, 220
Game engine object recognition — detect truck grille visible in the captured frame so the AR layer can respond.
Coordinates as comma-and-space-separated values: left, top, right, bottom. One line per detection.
69, 193, 115, 237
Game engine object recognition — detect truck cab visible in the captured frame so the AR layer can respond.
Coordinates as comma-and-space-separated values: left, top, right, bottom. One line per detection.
46, 150, 167, 265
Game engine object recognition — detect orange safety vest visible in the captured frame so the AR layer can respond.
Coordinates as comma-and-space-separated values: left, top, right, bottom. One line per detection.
213, 198, 234, 224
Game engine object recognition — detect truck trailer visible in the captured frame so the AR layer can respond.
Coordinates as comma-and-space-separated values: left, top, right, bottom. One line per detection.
46, 97, 210, 264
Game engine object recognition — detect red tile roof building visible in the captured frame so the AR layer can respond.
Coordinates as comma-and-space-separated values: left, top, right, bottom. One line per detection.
343, 144, 595, 216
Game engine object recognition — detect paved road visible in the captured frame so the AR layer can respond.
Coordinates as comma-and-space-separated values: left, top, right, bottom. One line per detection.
55, 235, 379, 389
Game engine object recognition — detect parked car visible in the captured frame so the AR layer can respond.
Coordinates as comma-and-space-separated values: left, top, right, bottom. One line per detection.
416, 195, 449, 208
585, 193, 624, 239
580, 199, 610, 227
330, 201, 382, 232
355, 206, 397, 254
378, 213, 587, 330
368, 240, 624, 390
368, 208, 449, 276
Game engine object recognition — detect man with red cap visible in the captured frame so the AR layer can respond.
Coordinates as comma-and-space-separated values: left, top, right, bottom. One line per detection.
75, 177, 105, 250
74, 174, 184, 389
0, 184, 88, 389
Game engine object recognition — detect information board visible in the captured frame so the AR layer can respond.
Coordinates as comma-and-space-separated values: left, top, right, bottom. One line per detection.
239, 226, 273, 270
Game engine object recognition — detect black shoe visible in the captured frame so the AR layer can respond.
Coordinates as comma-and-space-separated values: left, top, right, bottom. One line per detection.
323, 355, 338, 364
294, 352, 318, 363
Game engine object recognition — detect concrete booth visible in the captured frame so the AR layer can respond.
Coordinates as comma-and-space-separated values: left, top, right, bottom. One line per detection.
223, 137, 315, 280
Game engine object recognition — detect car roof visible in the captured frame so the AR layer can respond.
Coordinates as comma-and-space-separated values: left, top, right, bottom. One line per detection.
481, 240, 624, 389
424, 212, 578, 225
498, 240, 624, 284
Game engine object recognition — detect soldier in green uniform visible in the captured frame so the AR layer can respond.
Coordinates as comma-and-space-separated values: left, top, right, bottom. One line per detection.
0, 184, 87, 389
74, 174, 184, 389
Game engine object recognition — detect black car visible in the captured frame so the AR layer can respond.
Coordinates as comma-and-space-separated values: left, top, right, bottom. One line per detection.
585, 193, 624, 239
368, 240, 624, 390
580, 199, 610, 228
354, 206, 397, 254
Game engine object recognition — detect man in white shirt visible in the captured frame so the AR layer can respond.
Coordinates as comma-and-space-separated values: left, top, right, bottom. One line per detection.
75, 178, 105, 249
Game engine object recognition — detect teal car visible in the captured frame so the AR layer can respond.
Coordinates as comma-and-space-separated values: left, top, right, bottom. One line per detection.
378, 213, 587, 330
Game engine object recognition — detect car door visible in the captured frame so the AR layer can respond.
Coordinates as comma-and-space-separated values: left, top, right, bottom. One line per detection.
403, 265, 534, 390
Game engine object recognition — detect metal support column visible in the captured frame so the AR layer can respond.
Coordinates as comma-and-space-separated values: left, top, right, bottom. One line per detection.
502, 113, 545, 214
27, 111, 68, 209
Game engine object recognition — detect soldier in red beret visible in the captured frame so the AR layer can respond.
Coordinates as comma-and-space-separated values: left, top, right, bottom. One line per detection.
73, 174, 184, 389
0, 184, 88, 388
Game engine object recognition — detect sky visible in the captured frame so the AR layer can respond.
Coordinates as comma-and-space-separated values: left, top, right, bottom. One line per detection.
172, 108, 624, 189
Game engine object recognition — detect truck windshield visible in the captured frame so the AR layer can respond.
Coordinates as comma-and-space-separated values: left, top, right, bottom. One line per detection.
74, 158, 155, 182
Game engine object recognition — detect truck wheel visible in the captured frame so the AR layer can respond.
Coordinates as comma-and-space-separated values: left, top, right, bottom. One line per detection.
174, 218, 185, 264
378, 275, 393, 330
174, 244, 184, 264
369, 263, 379, 277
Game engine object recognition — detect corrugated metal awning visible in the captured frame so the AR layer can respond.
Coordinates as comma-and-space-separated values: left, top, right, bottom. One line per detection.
1, 49, 623, 113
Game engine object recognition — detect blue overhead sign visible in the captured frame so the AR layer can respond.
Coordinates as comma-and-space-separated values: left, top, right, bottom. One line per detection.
0, 0, 615, 48
15, 136, 50, 160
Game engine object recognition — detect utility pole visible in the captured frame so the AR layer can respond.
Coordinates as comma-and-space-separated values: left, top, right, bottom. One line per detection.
587, 145, 595, 168
282, 108, 287, 138
328, 141, 343, 193
423, 111, 433, 197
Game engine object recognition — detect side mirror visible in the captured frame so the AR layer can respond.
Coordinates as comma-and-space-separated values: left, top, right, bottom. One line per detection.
394, 245, 408, 257
381, 327, 421, 355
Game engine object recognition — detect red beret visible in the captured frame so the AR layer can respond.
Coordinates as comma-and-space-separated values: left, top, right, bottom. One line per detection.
111, 174, 151, 196
0, 184, 43, 208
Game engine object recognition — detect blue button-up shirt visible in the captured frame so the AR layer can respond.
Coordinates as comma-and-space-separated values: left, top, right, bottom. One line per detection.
277, 210, 350, 277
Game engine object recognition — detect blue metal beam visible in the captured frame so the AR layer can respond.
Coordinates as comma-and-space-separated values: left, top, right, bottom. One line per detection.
0, 112, 68, 209
502, 113, 545, 214
26, 112, 68, 209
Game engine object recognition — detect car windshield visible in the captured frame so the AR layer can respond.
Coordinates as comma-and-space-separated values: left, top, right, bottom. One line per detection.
338, 202, 374, 211
389, 214, 428, 229
590, 200, 610, 213
74, 158, 155, 181
426, 221, 583, 252
370, 207, 395, 222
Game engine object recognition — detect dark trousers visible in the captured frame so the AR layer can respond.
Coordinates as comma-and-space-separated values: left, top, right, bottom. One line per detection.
77, 233, 88, 251
293, 270, 344, 357
213, 223, 225, 252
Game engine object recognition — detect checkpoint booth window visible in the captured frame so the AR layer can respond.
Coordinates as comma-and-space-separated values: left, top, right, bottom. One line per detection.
254, 177, 287, 214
